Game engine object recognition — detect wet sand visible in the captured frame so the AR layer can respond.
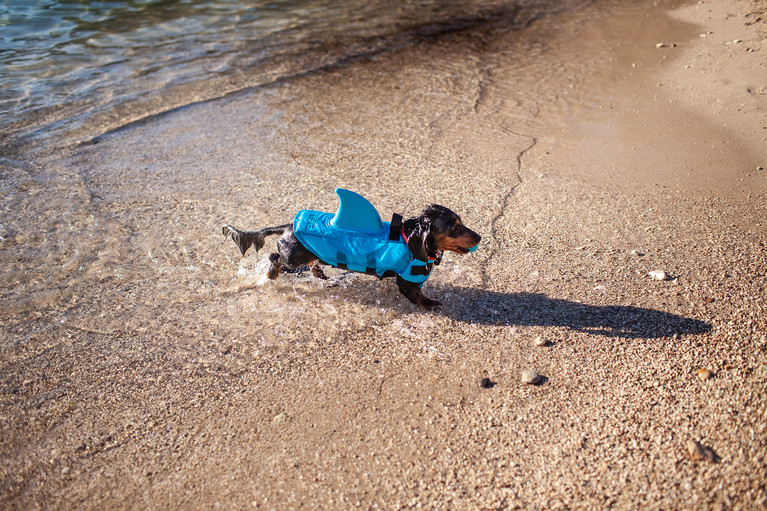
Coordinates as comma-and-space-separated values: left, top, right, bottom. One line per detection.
1, 0, 766, 508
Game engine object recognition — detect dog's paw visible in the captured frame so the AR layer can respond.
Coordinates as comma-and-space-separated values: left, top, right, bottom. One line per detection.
418, 297, 442, 310
311, 265, 329, 280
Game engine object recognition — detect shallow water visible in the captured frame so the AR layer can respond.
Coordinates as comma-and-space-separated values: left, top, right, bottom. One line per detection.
1, 0, 629, 345
0, 0, 689, 354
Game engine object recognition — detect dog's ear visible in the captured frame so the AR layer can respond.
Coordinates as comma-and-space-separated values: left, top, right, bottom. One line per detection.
407, 218, 432, 261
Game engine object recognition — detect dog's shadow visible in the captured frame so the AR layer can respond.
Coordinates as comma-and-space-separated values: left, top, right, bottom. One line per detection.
436, 285, 711, 340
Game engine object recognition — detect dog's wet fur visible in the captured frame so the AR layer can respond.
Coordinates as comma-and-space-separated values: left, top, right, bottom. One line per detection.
222, 204, 480, 309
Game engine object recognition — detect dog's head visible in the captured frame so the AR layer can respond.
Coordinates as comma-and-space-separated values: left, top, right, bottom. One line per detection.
405, 205, 481, 261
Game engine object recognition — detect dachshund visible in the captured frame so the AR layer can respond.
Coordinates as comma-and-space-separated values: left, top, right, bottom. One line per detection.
222, 204, 480, 310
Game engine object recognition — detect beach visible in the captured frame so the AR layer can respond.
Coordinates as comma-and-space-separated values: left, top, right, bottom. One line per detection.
1, 0, 766, 508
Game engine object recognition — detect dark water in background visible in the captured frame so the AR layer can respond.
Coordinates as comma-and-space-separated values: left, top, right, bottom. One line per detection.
0, 0, 581, 155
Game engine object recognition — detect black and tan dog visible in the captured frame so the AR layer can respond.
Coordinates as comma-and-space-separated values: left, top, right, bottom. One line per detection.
223, 199, 480, 310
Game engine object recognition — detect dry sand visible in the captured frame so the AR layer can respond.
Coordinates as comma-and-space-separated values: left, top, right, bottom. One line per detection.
1, 0, 766, 509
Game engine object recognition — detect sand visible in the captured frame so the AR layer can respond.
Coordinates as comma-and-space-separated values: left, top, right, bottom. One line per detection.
1, 0, 766, 508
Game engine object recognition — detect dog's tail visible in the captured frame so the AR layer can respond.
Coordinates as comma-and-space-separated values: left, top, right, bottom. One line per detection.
222, 224, 288, 256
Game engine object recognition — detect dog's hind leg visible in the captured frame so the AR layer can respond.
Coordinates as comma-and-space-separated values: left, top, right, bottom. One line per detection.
222, 224, 288, 256
267, 253, 282, 280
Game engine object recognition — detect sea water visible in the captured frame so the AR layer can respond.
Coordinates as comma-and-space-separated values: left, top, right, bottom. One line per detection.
0, 0, 581, 155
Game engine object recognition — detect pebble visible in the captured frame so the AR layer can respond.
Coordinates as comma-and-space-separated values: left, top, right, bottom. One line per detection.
649, 270, 668, 281
697, 368, 712, 380
272, 413, 287, 423
479, 377, 492, 389
522, 370, 542, 385
686, 439, 717, 462
631, 250, 646, 257
534, 335, 548, 347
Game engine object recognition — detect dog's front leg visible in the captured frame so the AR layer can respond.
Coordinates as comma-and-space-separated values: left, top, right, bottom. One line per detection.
396, 275, 441, 310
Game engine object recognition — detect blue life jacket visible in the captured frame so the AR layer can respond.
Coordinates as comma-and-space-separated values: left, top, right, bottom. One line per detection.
292, 189, 438, 284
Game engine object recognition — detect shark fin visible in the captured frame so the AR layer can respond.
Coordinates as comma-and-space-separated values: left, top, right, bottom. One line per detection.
329, 188, 385, 234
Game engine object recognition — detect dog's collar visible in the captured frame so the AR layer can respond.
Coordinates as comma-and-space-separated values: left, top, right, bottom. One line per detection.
401, 227, 443, 263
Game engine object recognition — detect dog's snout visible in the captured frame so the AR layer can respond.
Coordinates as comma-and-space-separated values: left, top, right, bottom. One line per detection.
465, 228, 481, 245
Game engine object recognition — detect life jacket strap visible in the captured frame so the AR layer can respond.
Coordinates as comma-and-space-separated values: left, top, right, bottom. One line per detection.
410, 262, 434, 276
389, 213, 403, 241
